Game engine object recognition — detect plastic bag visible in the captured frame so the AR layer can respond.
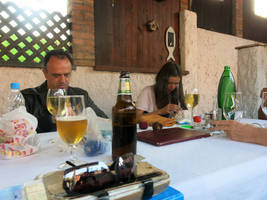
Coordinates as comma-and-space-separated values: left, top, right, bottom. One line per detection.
83, 107, 111, 156
0, 106, 40, 159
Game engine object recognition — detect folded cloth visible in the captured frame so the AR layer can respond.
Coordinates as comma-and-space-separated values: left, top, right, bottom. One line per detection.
139, 114, 176, 127
0, 106, 39, 159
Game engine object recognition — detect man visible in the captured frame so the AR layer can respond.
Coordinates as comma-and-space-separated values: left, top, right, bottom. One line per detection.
21, 49, 108, 133
258, 88, 267, 120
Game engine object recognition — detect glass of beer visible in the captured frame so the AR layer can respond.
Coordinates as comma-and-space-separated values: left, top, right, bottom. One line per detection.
185, 89, 200, 124
56, 95, 88, 165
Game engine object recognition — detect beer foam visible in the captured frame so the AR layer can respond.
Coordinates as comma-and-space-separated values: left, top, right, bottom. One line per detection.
56, 116, 87, 121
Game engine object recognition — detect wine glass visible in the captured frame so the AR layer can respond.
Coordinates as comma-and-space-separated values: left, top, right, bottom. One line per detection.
46, 88, 66, 116
261, 92, 267, 116
56, 95, 88, 167
223, 92, 243, 121
46, 89, 66, 144
185, 89, 199, 124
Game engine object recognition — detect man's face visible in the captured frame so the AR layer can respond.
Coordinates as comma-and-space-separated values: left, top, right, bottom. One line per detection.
42, 56, 72, 89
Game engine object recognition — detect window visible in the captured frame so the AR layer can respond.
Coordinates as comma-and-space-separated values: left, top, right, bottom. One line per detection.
191, 0, 233, 35
0, 0, 71, 68
243, 0, 267, 43
254, 0, 267, 18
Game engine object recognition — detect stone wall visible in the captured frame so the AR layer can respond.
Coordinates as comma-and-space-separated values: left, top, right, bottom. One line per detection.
237, 45, 267, 118
0, 10, 257, 118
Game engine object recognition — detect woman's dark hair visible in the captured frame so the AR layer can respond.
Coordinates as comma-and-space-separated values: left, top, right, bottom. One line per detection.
43, 49, 73, 70
154, 62, 187, 110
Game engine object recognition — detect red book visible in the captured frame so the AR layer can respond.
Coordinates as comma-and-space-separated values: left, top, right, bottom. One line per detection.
137, 127, 210, 146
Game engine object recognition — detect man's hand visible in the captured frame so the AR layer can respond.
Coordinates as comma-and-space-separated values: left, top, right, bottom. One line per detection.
210, 120, 258, 144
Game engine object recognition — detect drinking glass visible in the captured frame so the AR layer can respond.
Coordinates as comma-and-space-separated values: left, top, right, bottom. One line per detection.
47, 88, 66, 116
56, 95, 88, 167
46, 89, 66, 144
261, 92, 267, 116
223, 92, 243, 121
185, 89, 199, 124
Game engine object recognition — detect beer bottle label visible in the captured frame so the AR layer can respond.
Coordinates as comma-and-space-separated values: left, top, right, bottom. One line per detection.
118, 78, 132, 95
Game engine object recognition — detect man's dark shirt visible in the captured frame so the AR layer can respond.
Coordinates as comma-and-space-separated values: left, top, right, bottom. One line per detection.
21, 81, 108, 133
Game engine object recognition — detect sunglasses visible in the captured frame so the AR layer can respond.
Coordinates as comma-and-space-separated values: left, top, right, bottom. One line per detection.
63, 153, 136, 195
62, 153, 162, 198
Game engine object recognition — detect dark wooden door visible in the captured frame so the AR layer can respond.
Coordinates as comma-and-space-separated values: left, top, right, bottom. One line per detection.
94, 0, 180, 73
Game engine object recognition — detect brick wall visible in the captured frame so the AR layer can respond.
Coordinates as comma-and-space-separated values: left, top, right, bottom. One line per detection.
180, 0, 189, 11
232, 0, 243, 38
69, 0, 95, 67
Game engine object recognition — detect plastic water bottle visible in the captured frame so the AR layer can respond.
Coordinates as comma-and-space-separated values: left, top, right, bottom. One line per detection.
6, 83, 25, 113
217, 66, 236, 120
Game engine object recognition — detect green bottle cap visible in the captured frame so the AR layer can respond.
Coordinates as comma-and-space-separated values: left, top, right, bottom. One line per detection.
224, 66, 230, 70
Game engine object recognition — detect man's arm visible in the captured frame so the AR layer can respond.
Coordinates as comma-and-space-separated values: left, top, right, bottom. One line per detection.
83, 92, 108, 118
21, 88, 56, 133
210, 120, 267, 146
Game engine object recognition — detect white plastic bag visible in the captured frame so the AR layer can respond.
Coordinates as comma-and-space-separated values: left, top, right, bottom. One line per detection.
83, 107, 111, 156
0, 106, 40, 159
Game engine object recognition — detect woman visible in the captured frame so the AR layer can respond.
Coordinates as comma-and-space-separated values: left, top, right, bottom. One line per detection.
136, 62, 187, 120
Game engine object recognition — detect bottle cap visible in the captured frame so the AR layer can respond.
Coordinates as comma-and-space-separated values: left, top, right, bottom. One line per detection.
10, 82, 20, 89
120, 71, 130, 78
224, 66, 230, 70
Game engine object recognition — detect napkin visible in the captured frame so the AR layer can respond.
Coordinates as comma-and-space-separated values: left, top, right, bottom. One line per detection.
0, 106, 40, 159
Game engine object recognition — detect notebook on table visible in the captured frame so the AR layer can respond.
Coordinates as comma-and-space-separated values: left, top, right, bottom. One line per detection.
137, 127, 211, 146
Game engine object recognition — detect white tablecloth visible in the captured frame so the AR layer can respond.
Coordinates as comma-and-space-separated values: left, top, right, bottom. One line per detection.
1, 119, 267, 200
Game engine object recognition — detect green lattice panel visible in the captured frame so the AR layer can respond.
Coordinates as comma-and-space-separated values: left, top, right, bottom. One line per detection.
33, 57, 41, 63
18, 42, 26, 49
2, 55, 9, 61
18, 55, 26, 62
26, 36, 33, 43
26, 49, 33, 56
40, 38, 47, 45
10, 34, 18, 41
0, 1, 72, 68
2, 40, 10, 47
10, 48, 18, 55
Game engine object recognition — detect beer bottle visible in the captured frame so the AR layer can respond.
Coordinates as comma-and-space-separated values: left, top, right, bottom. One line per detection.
112, 71, 137, 161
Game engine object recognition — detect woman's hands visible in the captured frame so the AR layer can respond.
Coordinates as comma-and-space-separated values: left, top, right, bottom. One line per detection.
158, 104, 181, 116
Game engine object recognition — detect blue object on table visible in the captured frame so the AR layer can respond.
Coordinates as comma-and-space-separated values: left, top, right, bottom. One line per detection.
179, 122, 191, 125
147, 186, 184, 200
100, 130, 112, 141
83, 130, 112, 156
84, 139, 109, 156
0, 185, 23, 200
